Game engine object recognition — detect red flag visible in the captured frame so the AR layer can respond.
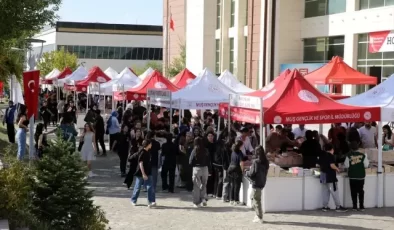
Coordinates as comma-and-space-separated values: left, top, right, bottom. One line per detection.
170, 14, 174, 31
23, 70, 40, 118
0, 82, 3, 95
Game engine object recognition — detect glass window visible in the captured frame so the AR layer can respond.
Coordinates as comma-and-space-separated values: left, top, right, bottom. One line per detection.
107, 47, 115, 59
90, 46, 97, 59
383, 66, 394, 78
369, 0, 385, 8
358, 33, 368, 42
327, 0, 346, 14
215, 39, 221, 74
113, 47, 120, 59
386, 0, 394, 6
303, 36, 344, 63
148, 48, 155, 60
84, 46, 92, 59
359, 0, 369, 9
119, 47, 126, 60
229, 38, 234, 73
327, 44, 344, 60
136, 48, 143, 60
66, 46, 73, 54
125, 47, 132, 60
102, 47, 109, 59
131, 48, 138, 59
383, 51, 394, 59
158, 48, 163, 60
303, 46, 325, 62
230, 0, 235, 27
358, 42, 367, 59
245, 0, 248, 26
142, 48, 150, 60
72, 46, 79, 56
78, 46, 86, 58
216, 0, 221, 29
97, 46, 104, 59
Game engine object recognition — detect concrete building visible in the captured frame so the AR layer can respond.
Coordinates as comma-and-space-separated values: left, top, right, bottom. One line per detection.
30, 21, 163, 72
163, 0, 394, 95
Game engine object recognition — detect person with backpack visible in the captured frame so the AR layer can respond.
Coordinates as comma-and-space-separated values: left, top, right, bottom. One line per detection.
344, 141, 370, 211
246, 146, 269, 224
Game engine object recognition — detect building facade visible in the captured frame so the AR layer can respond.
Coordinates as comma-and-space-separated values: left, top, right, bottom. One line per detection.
163, 0, 394, 95
31, 21, 163, 72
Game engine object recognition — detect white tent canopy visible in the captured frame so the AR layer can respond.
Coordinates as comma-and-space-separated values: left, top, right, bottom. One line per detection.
218, 69, 254, 94
44, 68, 61, 80
100, 67, 141, 95
139, 67, 154, 80
158, 68, 236, 109
340, 74, 394, 121
104, 67, 119, 79
58, 66, 88, 86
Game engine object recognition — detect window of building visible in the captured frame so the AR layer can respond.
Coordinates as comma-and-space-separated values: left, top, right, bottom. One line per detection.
304, 0, 346, 18
57, 45, 163, 60
230, 0, 236, 27
303, 36, 345, 63
216, 0, 221, 29
245, 0, 248, 25
229, 38, 235, 73
356, 33, 394, 93
215, 39, 221, 74
360, 0, 394, 9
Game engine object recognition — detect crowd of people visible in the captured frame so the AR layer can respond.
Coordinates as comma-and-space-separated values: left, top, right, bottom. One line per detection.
2, 88, 386, 223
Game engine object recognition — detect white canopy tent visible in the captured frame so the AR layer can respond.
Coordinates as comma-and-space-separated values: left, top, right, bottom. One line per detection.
156, 68, 236, 109
340, 73, 394, 121
139, 67, 154, 80
104, 67, 119, 79
218, 69, 254, 94
100, 67, 141, 95
57, 66, 88, 86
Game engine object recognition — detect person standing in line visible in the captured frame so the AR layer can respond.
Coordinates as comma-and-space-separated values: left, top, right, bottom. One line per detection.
3, 100, 16, 143
246, 146, 269, 223
205, 131, 216, 197
189, 137, 211, 208
94, 110, 106, 156
131, 139, 156, 207
112, 124, 131, 177
184, 131, 195, 192
80, 123, 97, 178
15, 108, 29, 161
222, 137, 235, 203
319, 143, 348, 212
145, 131, 161, 191
161, 133, 177, 193
57, 97, 65, 123
228, 140, 246, 205
344, 141, 369, 211
107, 111, 121, 152
39, 101, 52, 131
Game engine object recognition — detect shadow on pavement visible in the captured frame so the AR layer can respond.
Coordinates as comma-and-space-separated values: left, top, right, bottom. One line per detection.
263, 221, 381, 230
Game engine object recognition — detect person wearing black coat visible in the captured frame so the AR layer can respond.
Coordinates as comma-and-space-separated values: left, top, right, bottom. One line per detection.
161, 134, 177, 193
94, 110, 106, 156
205, 131, 217, 196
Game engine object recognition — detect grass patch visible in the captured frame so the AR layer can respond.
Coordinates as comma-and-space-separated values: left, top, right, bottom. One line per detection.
0, 124, 13, 155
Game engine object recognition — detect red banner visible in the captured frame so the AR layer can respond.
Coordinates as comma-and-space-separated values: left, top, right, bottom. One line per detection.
23, 70, 40, 118
0, 82, 3, 95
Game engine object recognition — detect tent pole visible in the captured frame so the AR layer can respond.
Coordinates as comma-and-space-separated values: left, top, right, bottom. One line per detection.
377, 121, 383, 208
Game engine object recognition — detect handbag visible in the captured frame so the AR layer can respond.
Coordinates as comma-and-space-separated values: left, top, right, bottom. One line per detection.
78, 139, 84, 151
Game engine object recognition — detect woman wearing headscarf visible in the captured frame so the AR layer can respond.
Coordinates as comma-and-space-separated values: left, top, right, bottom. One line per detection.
107, 111, 121, 152
205, 131, 216, 197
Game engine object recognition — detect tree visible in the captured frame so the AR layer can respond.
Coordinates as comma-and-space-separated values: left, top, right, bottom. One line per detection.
37, 47, 79, 77
0, 0, 62, 45
29, 135, 108, 230
167, 44, 186, 78
0, 46, 24, 82
132, 61, 163, 76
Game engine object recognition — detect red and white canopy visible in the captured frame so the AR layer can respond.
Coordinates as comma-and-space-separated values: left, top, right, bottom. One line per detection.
41, 68, 61, 84
139, 67, 154, 80
171, 68, 196, 88
58, 66, 88, 87
219, 69, 380, 124
114, 70, 178, 101
43, 67, 73, 85
64, 66, 111, 92
100, 67, 141, 95
104, 67, 119, 79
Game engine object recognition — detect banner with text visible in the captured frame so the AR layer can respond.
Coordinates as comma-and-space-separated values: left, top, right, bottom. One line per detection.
369, 31, 394, 53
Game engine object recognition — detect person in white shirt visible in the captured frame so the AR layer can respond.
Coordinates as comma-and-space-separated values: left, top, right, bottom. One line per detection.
358, 122, 377, 149
236, 127, 254, 155
292, 124, 308, 139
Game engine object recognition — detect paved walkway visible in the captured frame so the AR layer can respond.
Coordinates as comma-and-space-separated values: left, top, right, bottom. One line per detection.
88, 153, 394, 230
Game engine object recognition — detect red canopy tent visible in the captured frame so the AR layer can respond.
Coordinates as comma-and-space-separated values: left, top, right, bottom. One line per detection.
171, 68, 196, 88
304, 56, 377, 85
114, 70, 179, 101
246, 69, 291, 97
218, 69, 380, 124
64, 66, 110, 92
42, 67, 73, 84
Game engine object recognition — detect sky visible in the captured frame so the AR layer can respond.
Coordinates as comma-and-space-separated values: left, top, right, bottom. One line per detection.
57, 0, 163, 25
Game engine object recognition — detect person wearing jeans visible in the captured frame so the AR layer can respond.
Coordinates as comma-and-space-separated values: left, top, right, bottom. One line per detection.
189, 137, 211, 207
131, 140, 156, 207
228, 140, 246, 205
146, 131, 161, 191
319, 143, 347, 212
344, 141, 369, 211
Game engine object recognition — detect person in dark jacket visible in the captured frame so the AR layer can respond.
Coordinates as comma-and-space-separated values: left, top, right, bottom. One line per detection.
222, 136, 234, 202
112, 124, 131, 177
39, 101, 52, 131
299, 130, 321, 168
205, 131, 216, 196
161, 133, 177, 193
84, 104, 97, 124
228, 140, 246, 205
94, 110, 106, 156
146, 131, 161, 191
213, 138, 225, 199
246, 145, 269, 223
3, 100, 16, 143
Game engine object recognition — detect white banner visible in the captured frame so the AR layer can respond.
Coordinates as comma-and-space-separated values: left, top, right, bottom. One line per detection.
369, 30, 394, 53
229, 94, 262, 110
